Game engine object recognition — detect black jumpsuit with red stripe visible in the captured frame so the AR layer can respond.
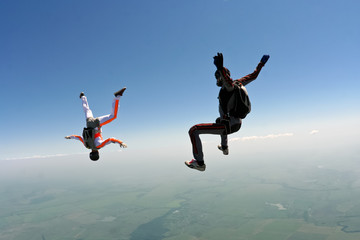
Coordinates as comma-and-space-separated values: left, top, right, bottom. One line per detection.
189, 62, 265, 165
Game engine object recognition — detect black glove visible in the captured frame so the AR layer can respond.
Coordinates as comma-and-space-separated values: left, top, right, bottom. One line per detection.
260, 55, 270, 64
213, 52, 224, 70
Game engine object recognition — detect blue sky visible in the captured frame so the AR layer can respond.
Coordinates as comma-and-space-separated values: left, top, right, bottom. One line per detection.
1, 0, 359, 160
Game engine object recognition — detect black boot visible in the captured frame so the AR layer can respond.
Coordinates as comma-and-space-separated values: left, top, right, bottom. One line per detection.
114, 87, 126, 97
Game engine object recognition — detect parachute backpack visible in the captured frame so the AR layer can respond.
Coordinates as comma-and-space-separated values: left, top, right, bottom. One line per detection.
232, 82, 251, 119
82, 117, 100, 150
82, 128, 97, 150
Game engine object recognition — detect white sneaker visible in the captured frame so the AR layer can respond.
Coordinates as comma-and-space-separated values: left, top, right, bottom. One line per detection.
185, 159, 206, 172
218, 145, 229, 155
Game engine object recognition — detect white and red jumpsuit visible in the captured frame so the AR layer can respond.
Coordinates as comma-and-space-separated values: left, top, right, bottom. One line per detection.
189, 62, 265, 165
68, 95, 124, 149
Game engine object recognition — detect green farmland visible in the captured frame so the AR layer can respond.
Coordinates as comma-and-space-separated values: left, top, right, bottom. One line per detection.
1, 150, 360, 240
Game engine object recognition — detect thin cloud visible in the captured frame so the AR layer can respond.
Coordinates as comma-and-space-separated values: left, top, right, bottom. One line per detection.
310, 130, 319, 135
2, 149, 124, 161
2, 153, 85, 161
230, 133, 294, 142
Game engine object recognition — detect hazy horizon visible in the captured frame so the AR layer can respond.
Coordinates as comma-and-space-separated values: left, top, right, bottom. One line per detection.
1, 0, 360, 239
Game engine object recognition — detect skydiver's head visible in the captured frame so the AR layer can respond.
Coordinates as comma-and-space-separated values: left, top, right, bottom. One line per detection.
89, 150, 99, 161
215, 68, 230, 87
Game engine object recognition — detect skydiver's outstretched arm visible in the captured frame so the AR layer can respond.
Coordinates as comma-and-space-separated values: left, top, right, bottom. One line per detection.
65, 135, 86, 147
235, 55, 270, 86
235, 63, 264, 86
96, 138, 127, 149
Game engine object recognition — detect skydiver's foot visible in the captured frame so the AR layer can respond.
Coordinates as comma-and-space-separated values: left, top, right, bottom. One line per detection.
218, 145, 229, 155
114, 87, 126, 97
185, 159, 206, 172
79, 92, 85, 98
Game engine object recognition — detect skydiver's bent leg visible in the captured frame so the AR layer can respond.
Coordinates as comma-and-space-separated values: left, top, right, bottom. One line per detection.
220, 123, 241, 149
220, 134, 228, 150
81, 96, 94, 121
98, 96, 120, 127
188, 123, 226, 165
217, 123, 241, 155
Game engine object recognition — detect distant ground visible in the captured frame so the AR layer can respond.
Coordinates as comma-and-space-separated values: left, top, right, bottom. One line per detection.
1, 144, 360, 240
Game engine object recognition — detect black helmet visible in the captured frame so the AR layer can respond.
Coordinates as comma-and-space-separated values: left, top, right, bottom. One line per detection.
89, 150, 99, 161
215, 68, 230, 78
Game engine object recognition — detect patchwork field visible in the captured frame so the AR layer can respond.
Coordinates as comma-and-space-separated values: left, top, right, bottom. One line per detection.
1, 149, 360, 240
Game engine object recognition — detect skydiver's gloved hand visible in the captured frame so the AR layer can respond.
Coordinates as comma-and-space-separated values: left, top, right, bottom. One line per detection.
65, 136, 71, 139
216, 114, 229, 123
120, 142, 127, 148
222, 114, 230, 120
213, 52, 224, 70
260, 55, 270, 65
